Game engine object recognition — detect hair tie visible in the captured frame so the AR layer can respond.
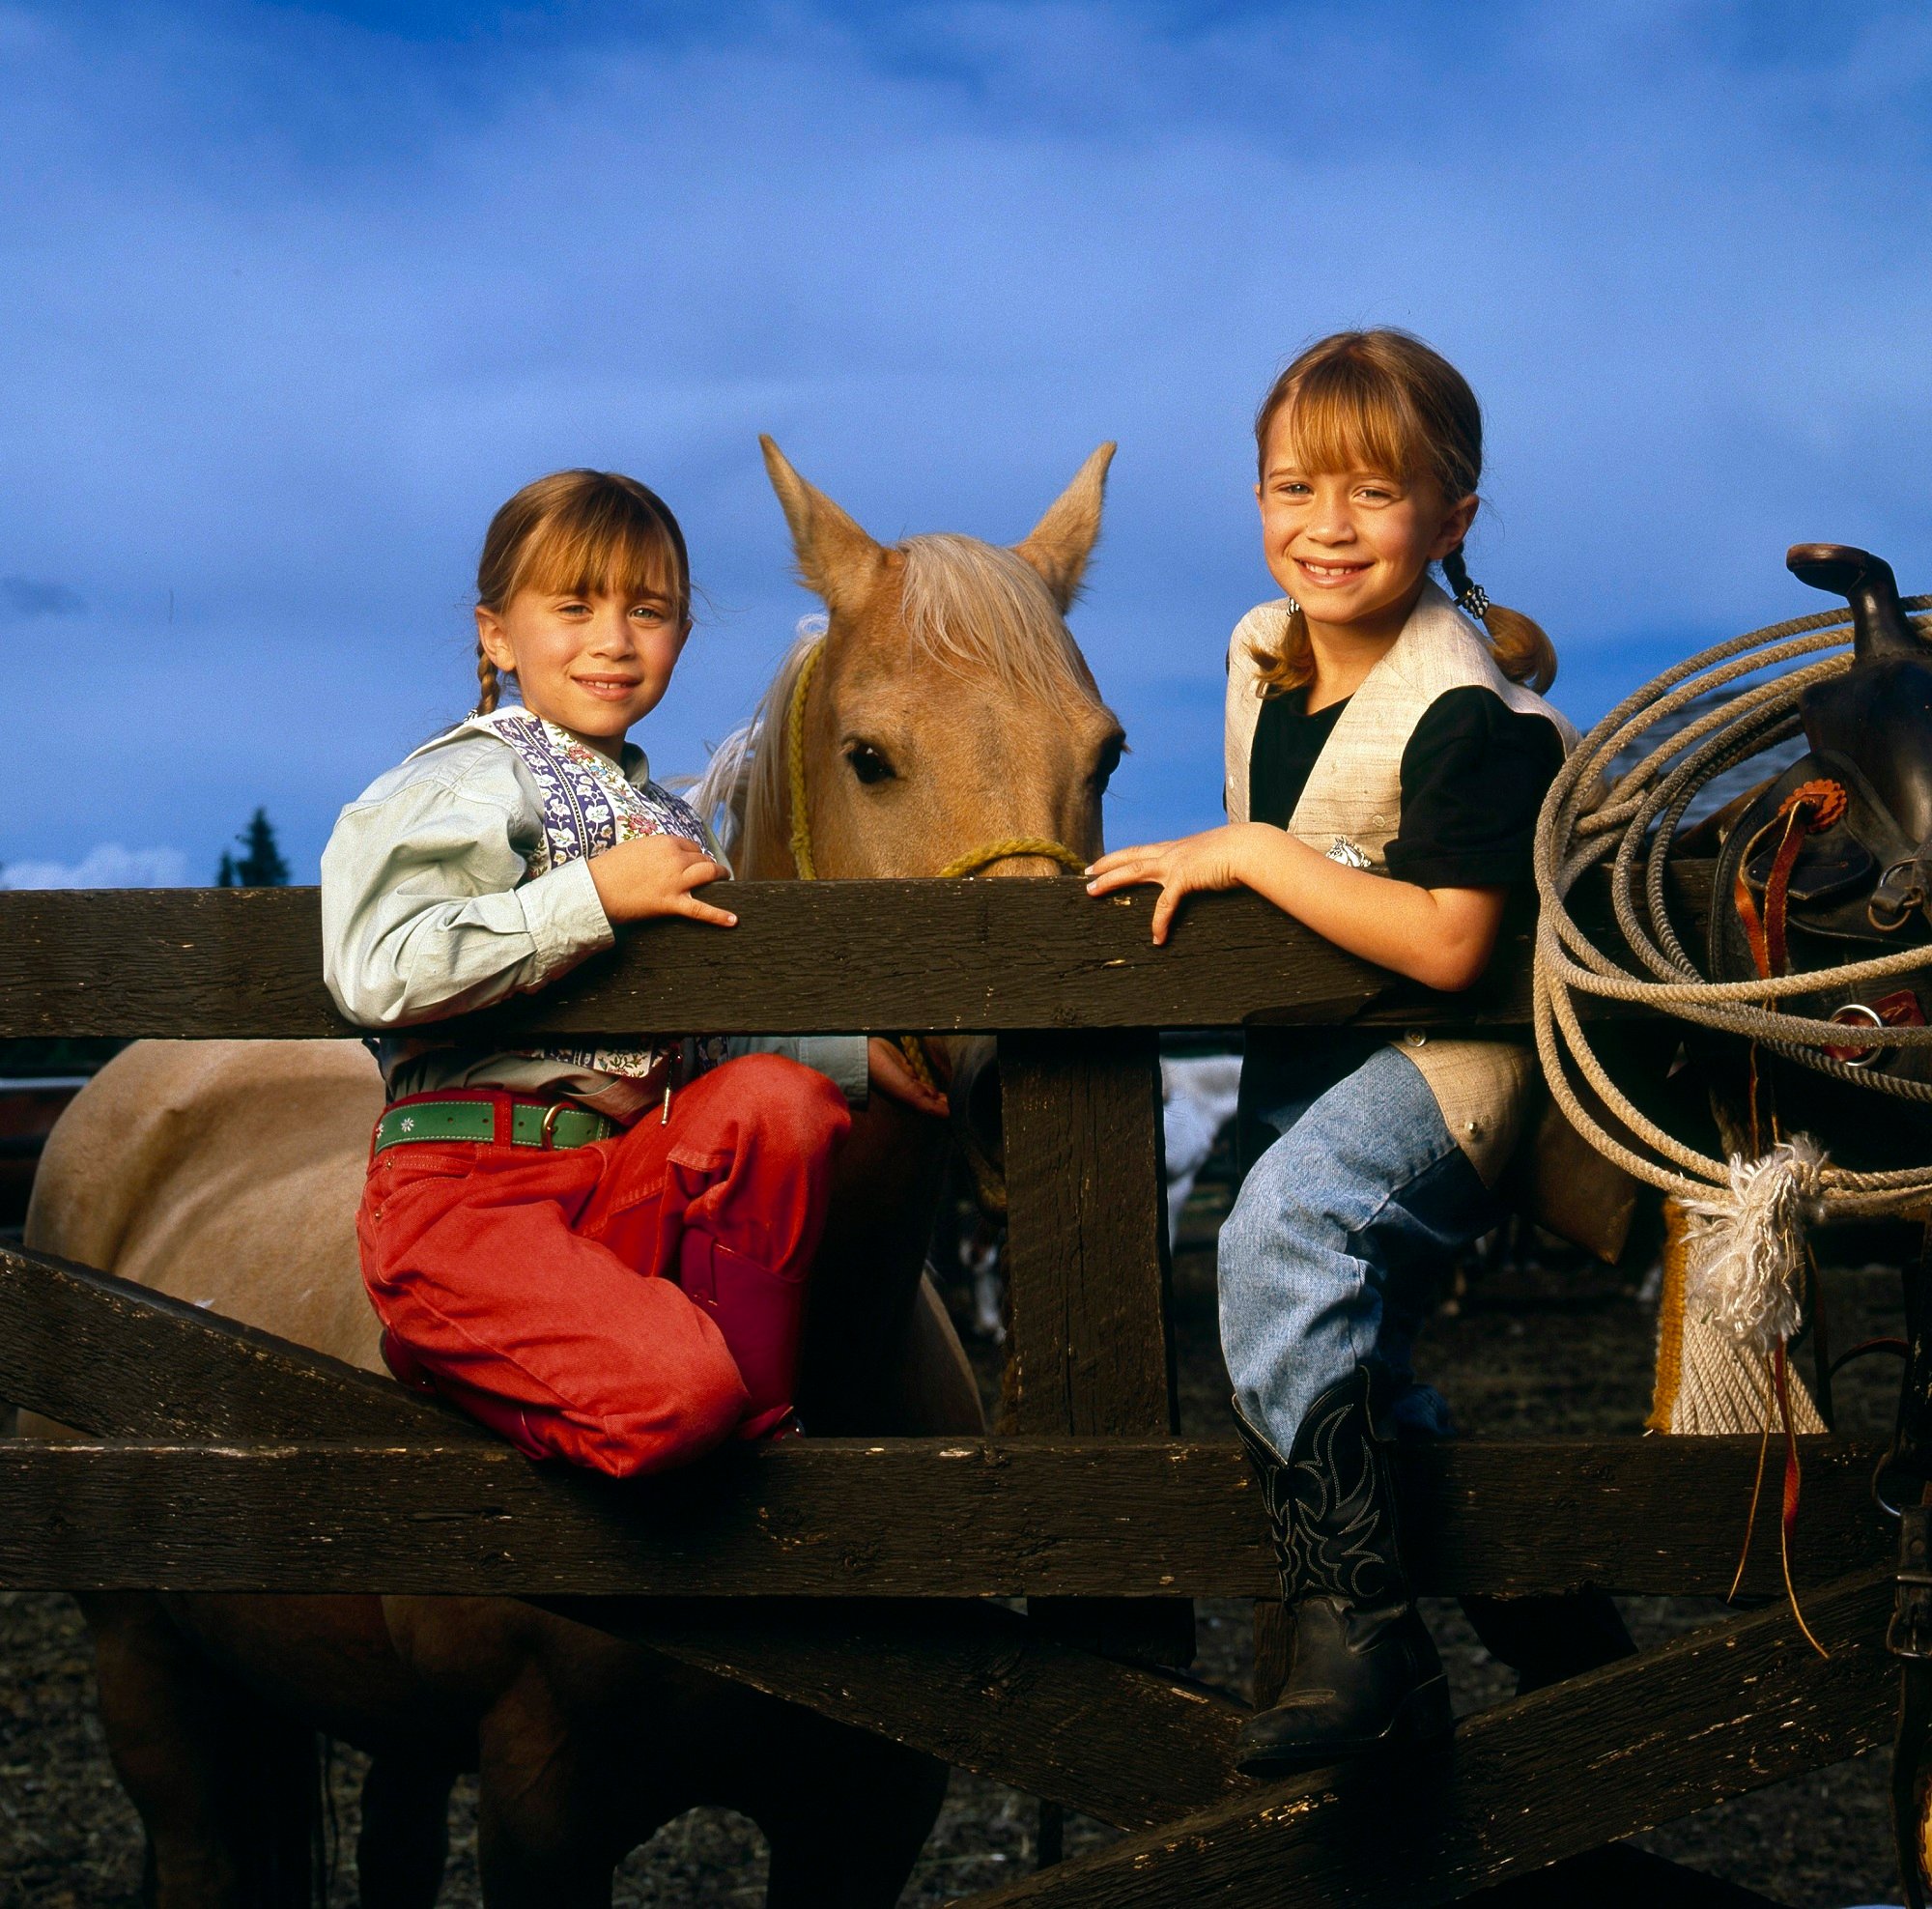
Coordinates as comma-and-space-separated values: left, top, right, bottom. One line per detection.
1455, 580, 1490, 620
1283, 594, 1301, 615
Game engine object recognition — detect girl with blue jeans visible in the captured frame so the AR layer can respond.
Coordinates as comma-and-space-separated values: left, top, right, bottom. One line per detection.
1089, 330, 1609, 1775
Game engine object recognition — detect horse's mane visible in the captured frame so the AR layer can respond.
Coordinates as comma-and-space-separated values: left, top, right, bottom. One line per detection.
686, 618, 825, 872
689, 534, 1104, 872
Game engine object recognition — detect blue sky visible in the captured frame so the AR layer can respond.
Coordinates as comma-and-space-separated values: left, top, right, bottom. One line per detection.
2, 0, 1930, 884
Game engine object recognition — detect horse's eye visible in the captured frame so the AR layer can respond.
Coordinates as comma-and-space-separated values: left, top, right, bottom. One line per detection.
1092, 733, 1125, 794
845, 743, 895, 786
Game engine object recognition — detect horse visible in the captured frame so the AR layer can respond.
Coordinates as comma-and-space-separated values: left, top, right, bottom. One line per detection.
18, 435, 1127, 1908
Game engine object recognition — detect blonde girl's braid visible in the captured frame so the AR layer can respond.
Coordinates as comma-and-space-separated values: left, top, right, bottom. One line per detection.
1441, 541, 1557, 695
473, 643, 502, 717
1264, 600, 1317, 695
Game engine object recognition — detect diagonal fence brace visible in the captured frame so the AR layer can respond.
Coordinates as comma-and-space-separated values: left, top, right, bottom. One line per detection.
0, 1244, 483, 1442
948, 1568, 1895, 1908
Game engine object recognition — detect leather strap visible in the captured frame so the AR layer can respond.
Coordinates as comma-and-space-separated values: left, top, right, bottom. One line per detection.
374, 1097, 616, 1155
1734, 779, 1850, 981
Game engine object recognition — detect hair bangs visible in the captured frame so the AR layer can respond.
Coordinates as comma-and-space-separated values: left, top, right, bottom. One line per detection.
1265, 357, 1429, 485
507, 491, 687, 616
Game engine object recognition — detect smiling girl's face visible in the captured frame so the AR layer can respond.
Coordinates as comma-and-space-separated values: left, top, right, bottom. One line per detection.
475, 585, 689, 755
1256, 400, 1477, 642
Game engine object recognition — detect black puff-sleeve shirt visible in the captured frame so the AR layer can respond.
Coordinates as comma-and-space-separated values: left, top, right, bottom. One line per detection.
1247, 683, 1566, 889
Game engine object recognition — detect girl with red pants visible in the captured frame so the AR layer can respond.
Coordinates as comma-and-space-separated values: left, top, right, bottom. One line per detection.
322, 469, 945, 1477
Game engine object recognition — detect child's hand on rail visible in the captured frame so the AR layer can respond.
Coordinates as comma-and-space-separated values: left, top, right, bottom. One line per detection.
1085, 824, 1270, 945
867, 1038, 951, 1119
588, 835, 738, 928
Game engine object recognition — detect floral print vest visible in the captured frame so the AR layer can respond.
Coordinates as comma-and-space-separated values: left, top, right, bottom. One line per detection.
465, 707, 715, 1085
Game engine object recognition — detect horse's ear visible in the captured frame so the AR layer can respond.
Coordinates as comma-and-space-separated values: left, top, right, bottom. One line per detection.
760, 436, 886, 619
1013, 442, 1115, 613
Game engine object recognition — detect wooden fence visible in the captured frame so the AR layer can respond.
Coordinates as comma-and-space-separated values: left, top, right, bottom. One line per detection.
0, 877, 1896, 1907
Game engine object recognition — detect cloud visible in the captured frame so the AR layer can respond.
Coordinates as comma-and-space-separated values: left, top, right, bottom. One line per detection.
0, 0, 1929, 871
0, 576, 85, 618
0, 843, 189, 890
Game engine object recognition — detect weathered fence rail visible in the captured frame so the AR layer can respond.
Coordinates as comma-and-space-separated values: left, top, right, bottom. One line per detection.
0, 870, 1708, 1038
0, 1435, 1890, 1601
0, 874, 1886, 1908
0, 1251, 1890, 1600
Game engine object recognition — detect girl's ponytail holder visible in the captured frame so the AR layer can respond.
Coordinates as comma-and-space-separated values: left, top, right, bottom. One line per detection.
1455, 580, 1491, 620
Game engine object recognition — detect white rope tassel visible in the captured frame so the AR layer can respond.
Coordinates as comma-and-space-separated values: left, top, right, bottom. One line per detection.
1680, 1136, 1827, 1354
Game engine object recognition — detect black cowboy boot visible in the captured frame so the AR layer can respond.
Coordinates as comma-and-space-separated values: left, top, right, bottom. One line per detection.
1235, 1367, 1452, 1777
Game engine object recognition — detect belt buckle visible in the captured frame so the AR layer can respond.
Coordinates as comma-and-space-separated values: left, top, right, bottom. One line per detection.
539, 1101, 569, 1150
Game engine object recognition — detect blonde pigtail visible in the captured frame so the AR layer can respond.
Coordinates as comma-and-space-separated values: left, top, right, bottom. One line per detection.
1250, 603, 1317, 699
1481, 601, 1558, 695
1443, 545, 1556, 695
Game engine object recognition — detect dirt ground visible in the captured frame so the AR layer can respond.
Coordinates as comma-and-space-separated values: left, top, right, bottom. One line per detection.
0, 1182, 1914, 1908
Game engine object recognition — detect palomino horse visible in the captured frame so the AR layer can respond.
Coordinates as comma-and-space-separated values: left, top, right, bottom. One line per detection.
20, 439, 1126, 1907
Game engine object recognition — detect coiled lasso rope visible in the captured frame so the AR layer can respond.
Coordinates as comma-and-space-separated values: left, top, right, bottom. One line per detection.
1533, 590, 1932, 1222
1536, 593, 1932, 1646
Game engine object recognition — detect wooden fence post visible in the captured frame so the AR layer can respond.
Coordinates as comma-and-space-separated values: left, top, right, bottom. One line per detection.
1001, 1029, 1194, 1672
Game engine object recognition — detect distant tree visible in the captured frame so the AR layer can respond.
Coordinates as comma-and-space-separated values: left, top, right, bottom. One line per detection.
217, 809, 290, 888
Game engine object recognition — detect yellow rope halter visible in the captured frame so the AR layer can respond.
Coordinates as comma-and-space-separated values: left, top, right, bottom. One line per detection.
784, 639, 1087, 883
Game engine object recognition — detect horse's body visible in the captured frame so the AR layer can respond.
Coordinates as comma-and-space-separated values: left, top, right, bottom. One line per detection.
20, 440, 1124, 1908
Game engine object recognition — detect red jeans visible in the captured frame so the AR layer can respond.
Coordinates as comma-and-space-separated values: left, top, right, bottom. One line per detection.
355, 1054, 850, 1478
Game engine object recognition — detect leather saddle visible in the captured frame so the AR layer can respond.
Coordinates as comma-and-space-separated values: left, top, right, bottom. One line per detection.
1708, 545, 1932, 1162
1706, 551, 1932, 1909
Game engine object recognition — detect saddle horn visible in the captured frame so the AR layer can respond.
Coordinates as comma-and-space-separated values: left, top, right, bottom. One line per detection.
1787, 543, 1922, 663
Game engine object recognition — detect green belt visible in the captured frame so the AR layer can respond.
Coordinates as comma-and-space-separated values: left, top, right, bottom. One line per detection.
374, 1099, 618, 1155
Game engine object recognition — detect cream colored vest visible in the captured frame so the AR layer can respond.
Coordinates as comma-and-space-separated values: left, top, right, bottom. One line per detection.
1223, 583, 1578, 1185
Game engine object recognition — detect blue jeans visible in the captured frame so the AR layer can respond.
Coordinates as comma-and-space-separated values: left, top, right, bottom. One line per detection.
1219, 1040, 1500, 1457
